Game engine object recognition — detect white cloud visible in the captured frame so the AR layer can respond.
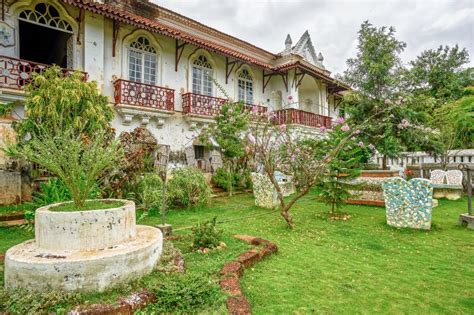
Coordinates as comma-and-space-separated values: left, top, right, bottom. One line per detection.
153, 0, 474, 75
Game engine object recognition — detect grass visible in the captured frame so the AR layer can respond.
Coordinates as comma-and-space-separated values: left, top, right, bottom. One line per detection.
1, 190, 473, 314
0, 203, 34, 215
50, 200, 124, 212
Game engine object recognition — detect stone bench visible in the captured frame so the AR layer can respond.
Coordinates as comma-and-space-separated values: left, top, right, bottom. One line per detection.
432, 184, 464, 200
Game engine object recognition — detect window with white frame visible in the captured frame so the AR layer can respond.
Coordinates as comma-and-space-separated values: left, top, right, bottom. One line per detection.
237, 69, 253, 104
128, 36, 157, 85
192, 55, 213, 96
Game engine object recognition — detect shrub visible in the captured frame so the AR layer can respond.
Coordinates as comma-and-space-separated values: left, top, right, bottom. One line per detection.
191, 217, 223, 249
137, 173, 163, 215
33, 178, 71, 208
167, 168, 211, 208
0, 288, 81, 315
212, 167, 240, 191
7, 128, 123, 208
142, 273, 222, 313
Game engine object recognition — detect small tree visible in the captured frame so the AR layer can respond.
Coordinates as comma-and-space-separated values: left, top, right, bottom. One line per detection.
247, 112, 364, 228
316, 122, 365, 215
12, 66, 113, 140
6, 128, 122, 208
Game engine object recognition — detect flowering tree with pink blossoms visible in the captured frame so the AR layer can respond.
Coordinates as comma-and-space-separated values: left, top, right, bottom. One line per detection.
246, 110, 368, 228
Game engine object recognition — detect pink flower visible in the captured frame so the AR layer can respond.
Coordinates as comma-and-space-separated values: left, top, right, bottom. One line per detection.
291, 155, 296, 162
341, 124, 350, 132
334, 117, 345, 125
280, 124, 286, 132
358, 141, 364, 147
288, 95, 293, 101
252, 105, 258, 113
368, 144, 375, 151
319, 126, 327, 133
247, 134, 255, 144
354, 129, 361, 135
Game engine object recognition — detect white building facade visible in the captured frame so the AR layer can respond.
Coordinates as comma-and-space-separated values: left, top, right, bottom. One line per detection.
0, 0, 349, 170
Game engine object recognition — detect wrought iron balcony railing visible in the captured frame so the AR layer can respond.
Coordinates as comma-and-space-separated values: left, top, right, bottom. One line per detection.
182, 92, 268, 117
114, 79, 175, 111
0, 55, 88, 90
182, 92, 227, 116
274, 108, 332, 129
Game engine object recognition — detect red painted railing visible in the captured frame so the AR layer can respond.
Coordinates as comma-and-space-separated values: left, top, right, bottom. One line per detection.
0, 55, 88, 90
182, 92, 228, 116
182, 92, 268, 117
274, 108, 332, 128
114, 79, 175, 111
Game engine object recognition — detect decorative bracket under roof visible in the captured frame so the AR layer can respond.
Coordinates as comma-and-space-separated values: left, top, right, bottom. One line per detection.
262, 70, 288, 93
292, 68, 305, 90
225, 57, 240, 84
175, 39, 187, 72
112, 19, 120, 57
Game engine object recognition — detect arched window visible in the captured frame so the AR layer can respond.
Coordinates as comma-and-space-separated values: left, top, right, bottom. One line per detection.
128, 36, 158, 85
192, 55, 213, 96
237, 69, 253, 104
19, 3, 73, 33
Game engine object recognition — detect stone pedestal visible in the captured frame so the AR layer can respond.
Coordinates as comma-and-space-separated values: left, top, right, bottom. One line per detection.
458, 213, 474, 230
4, 199, 163, 292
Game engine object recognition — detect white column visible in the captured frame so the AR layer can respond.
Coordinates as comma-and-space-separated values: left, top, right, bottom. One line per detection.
83, 12, 105, 92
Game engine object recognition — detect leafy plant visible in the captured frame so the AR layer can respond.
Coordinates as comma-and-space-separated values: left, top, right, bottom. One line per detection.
167, 167, 211, 208
0, 288, 81, 315
138, 173, 163, 216
212, 167, 240, 191
317, 122, 365, 214
142, 273, 222, 313
12, 67, 113, 141
191, 217, 223, 249
6, 128, 123, 208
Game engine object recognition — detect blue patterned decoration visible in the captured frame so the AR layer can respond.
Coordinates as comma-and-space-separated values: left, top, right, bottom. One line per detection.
381, 178, 433, 230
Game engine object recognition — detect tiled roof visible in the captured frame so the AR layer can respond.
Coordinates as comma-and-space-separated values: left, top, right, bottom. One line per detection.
61, 0, 274, 69
61, 0, 349, 91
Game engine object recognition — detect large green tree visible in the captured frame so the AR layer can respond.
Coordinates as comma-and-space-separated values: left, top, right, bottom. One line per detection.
405, 45, 471, 103
342, 21, 430, 168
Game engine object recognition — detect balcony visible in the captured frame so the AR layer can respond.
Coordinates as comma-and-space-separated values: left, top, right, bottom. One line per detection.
0, 55, 88, 90
182, 92, 227, 117
274, 108, 332, 129
114, 79, 175, 127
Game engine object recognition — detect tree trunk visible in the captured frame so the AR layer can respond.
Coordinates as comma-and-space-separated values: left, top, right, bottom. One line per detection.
280, 207, 294, 229
382, 155, 388, 170
227, 163, 233, 197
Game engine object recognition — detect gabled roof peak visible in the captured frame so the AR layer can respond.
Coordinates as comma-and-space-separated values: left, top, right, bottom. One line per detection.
281, 31, 325, 69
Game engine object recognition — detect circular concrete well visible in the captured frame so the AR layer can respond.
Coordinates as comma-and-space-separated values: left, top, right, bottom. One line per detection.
4, 199, 163, 292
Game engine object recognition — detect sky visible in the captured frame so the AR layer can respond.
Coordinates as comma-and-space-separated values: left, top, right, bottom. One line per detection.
153, 0, 474, 75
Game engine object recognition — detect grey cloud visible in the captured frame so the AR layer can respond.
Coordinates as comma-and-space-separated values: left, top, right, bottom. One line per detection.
153, 0, 474, 75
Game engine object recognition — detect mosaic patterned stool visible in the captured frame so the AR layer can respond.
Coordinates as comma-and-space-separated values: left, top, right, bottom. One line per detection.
251, 173, 279, 209
382, 177, 433, 230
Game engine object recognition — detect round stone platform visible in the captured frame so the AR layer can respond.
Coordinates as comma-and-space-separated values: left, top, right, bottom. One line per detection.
35, 200, 136, 251
4, 225, 162, 292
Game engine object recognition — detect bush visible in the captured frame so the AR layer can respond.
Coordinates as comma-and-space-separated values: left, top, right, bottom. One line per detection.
0, 288, 81, 315
192, 217, 223, 249
212, 167, 240, 191
142, 273, 222, 313
167, 168, 211, 208
137, 173, 163, 215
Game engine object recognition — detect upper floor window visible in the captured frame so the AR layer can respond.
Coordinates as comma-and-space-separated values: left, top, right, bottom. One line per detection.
128, 36, 157, 85
237, 69, 253, 104
19, 3, 73, 33
192, 55, 213, 96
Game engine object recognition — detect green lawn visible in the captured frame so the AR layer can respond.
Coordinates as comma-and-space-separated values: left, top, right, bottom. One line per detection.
1, 191, 473, 314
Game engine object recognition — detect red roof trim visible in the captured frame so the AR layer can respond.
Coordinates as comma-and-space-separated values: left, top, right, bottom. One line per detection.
61, 0, 273, 69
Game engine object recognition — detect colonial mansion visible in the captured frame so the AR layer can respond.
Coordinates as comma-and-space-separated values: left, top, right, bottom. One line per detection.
0, 0, 349, 169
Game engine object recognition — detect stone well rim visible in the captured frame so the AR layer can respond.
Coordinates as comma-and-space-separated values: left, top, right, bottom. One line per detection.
36, 198, 133, 214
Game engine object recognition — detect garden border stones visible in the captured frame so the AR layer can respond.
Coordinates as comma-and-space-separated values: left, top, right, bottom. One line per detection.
220, 235, 278, 315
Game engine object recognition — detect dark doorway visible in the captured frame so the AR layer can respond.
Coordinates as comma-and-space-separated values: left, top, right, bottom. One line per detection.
19, 20, 72, 67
